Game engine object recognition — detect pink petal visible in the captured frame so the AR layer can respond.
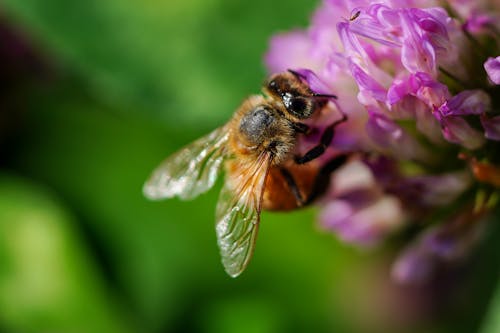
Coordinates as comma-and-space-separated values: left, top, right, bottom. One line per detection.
439, 116, 486, 149
265, 31, 315, 73
481, 114, 500, 141
484, 56, 500, 85
439, 90, 491, 116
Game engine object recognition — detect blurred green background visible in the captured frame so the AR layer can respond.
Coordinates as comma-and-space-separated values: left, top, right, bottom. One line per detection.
0, 1, 499, 332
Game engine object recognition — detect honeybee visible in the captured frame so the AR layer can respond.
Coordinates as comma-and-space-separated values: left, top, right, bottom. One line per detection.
144, 70, 347, 277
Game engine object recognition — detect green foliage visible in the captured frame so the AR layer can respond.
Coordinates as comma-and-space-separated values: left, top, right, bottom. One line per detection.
0, 175, 132, 333
1, 0, 314, 125
481, 284, 500, 333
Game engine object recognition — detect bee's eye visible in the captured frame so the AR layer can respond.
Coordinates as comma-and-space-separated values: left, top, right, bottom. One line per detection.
286, 96, 313, 119
267, 79, 280, 94
289, 97, 306, 112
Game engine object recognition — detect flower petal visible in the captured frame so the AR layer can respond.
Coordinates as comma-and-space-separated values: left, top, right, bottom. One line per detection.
400, 10, 438, 74
484, 56, 500, 85
290, 68, 333, 95
481, 114, 500, 141
366, 109, 430, 160
438, 90, 491, 116
320, 196, 404, 246
438, 115, 486, 149
392, 209, 484, 284
265, 31, 315, 73
349, 62, 387, 102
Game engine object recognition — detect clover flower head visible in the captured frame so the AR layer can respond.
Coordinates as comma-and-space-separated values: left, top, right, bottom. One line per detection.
265, 0, 500, 284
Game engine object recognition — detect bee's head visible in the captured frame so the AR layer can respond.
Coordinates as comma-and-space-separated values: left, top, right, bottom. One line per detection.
264, 71, 316, 120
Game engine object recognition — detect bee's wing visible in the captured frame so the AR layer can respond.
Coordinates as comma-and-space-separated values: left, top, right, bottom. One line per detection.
215, 151, 273, 277
144, 126, 230, 200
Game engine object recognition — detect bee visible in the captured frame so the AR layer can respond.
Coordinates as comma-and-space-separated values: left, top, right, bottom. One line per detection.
144, 70, 347, 277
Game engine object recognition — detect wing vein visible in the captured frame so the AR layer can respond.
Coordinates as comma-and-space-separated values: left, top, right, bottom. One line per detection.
215, 150, 273, 277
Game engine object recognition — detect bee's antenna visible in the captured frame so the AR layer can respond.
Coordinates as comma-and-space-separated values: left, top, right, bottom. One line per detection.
313, 93, 337, 99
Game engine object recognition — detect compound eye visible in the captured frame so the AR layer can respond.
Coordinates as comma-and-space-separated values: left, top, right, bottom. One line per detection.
287, 96, 313, 119
290, 97, 307, 112
267, 79, 280, 95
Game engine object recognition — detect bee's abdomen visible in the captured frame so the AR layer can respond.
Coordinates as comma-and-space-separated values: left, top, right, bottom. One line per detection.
263, 162, 320, 211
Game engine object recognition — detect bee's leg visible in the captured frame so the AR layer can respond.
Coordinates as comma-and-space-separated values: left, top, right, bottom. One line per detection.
279, 167, 305, 207
294, 113, 347, 165
305, 154, 349, 205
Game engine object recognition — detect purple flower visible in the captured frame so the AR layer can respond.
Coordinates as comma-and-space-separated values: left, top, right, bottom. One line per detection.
266, 31, 316, 73
391, 245, 436, 285
392, 208, 485, 284
484, 56, 500, 85
365, 155, 471, 215
464, 14, 498, 33
365, 108, 430, 160
400, 10, 438, 74
320, 196, 404, 246
481, 115, 500, 141
437, 114, 486, 149
438, 90, 491, 116
319, 160, 406, 246
349, 61, 388, 103
264, 0, 500, 283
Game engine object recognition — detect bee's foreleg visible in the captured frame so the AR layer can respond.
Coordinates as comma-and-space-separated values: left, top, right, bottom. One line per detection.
294, 113, 347, 164
279, 167, 305, 207
305, 154, 349, 205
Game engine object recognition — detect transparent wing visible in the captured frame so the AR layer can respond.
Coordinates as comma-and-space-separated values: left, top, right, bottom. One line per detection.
215, 151, 273, 277
143, 126, 229, 200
